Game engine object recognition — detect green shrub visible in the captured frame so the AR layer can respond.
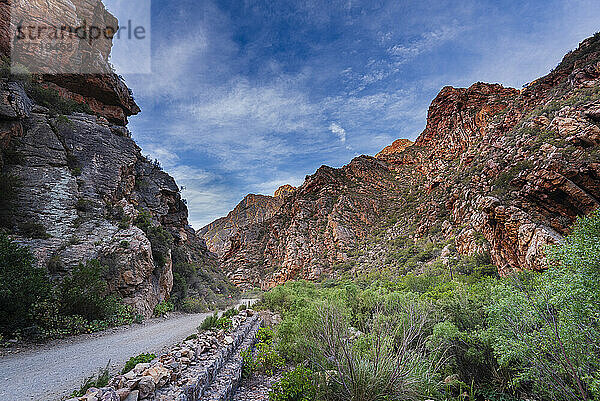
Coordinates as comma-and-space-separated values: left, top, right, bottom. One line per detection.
0, 173, 19, 227
153, 300, 174, 317
269, 366, 317, 401
121, 353, 156, 374
242, 331, 285, 378
241, 348, 255, 379
223, 307, 239, 318
71, 362, 110, 397
487, 210, 600, 400
19, 222, 51, 239
0, 233, 52, 334
134, 211, 173, 268
181, 296, 208, 313
215, 316, 233, 331
255, 341, 285, 375
199, 313, 219, 331
75, 198, 92, 212
59, 259, 121, 321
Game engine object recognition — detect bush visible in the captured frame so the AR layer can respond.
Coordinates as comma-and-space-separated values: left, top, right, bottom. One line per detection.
153, 301, 174, 317
199, 313, 219, 331
269, 366, 317, 401
71, 362, 110, 397
59, 260, 114, 320
134, 211, 173, 268
223, 307, 239, 318
0, 173, 19, 227
242, 328, 285, 377
215, 316, 233, 331
196, 310, 235, 332
181, 296, 208, 313
306, 302, 440, 401
0, 233, 52, 334
121, 353, 156, 374
487, 210, 600, 400
19, 222, 51, 239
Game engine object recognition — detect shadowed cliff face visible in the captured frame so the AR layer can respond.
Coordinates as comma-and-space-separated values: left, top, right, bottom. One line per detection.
0, 0, 222, 316
215, 33, 600, 289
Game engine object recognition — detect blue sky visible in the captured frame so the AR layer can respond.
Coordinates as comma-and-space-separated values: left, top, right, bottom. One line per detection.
106, 0, 600, 228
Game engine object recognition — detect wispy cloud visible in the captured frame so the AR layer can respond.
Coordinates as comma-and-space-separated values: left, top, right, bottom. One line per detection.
329, 123, 347, 143
387, 23, 463, 61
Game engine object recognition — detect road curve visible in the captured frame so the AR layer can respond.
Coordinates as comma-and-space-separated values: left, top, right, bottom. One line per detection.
0, 300, 258, 401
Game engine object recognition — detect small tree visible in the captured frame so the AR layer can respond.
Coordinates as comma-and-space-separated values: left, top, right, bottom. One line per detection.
0, 233, 51, 334
488, 210, 600, 400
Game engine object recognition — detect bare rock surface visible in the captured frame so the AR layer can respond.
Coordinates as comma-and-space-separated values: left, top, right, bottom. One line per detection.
215, 33, 600, 288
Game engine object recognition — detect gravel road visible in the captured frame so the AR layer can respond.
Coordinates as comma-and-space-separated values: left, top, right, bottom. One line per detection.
0, 299, 257, 401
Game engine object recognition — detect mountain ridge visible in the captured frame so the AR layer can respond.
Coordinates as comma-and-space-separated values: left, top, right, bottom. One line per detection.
209, 33, 600, 289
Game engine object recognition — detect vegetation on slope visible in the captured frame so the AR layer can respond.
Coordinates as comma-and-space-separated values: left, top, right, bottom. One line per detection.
0, 233, 141, 342
257, 210, 600, 401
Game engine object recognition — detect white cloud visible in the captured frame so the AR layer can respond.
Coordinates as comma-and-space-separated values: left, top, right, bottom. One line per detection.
189, 78, 319, 134
329, 122, 347, 143
387, 24, 463, 61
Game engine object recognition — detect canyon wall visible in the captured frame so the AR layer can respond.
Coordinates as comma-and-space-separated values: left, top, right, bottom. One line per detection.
0, 0, 222, 316
212, 33, 600, 289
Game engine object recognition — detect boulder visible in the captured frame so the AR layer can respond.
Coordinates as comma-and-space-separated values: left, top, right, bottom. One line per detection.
137, 376, 155, 399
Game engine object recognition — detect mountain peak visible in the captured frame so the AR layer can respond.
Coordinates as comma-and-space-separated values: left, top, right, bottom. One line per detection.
274, 184, 296, 198
376, 139, 414, 158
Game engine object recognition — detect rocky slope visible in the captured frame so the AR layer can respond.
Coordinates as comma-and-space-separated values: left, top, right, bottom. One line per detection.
217, 33, 600, 289
199, 186, 295, 257
0, 0, 229, 316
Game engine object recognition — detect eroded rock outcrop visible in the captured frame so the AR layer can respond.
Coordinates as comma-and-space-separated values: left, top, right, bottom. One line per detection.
0, 0, 217, 316
0, 0, 139, 125
199, 186, 295, 257
217, 33, 600, 288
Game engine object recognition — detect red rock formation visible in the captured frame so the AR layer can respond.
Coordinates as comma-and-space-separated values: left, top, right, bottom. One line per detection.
375, 138, 413, 158
218, 33, 600, 289
199, 194, 285, 256
274, 184, 296, 198
0, 0, 139, 125
414, 83, 519, 158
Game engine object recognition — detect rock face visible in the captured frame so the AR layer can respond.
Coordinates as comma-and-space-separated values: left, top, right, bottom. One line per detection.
0, 0, 140, 125
0, 84, 204, 315
375, 138, 413, 158
0, 0, 216, 316
217, 33, 600, 289
199, 186, 295, 257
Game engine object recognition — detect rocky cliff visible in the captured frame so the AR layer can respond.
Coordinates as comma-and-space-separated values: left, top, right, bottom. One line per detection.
199, 185, 296, 257
217, 33, 600, 289
0, 0, 228, 316
0, 0, 140, 126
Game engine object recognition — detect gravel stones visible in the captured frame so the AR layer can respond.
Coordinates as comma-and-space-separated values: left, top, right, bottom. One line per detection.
68, 309, 262, 401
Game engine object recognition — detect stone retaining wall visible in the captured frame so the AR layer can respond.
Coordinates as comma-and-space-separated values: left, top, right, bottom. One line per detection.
67, 310, 262, 401
177, 315, 261, 401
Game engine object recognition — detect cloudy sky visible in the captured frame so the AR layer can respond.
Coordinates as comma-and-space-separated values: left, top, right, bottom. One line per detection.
105, 0, 600, 229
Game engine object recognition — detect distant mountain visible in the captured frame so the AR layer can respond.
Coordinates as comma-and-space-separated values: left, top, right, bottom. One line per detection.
199, 185, 296, 256
211, 33, 600, 289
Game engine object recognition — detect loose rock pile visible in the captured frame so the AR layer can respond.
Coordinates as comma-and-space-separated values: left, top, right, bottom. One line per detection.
66, 309, 261, 401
